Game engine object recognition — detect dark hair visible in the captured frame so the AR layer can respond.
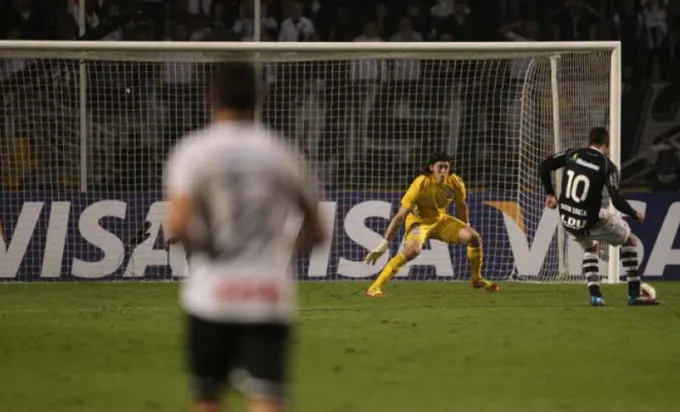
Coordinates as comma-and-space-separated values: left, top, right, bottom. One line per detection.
212, 62, 259, 114
588, 127, 609, 147
422, 152, 451, 174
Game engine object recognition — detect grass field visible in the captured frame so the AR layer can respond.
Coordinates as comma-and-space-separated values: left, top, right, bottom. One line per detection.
1, 282, 678, 412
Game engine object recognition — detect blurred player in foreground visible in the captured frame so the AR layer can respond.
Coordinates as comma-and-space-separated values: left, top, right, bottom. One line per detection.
538, 127, 658, 306
363, 153, 499, 297
164, 62, 326, 412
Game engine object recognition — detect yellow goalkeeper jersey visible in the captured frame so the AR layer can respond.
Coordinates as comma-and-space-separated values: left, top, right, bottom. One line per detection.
400, 173, 466, 222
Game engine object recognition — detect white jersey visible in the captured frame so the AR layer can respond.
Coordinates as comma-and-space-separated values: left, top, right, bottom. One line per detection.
164, 121, 314, 324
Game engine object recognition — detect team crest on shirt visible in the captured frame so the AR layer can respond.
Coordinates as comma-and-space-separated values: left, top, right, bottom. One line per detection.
444, 189, 454, 199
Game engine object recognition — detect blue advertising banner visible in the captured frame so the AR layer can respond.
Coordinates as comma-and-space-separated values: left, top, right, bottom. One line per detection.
0, 192, 678, 281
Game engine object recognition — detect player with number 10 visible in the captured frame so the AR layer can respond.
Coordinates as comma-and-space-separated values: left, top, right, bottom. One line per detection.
538, 127, 659, 306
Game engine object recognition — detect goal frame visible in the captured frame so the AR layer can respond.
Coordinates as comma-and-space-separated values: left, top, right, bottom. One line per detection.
0, 40, 622, 284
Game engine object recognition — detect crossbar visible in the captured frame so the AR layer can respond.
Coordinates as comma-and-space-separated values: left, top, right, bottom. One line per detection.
0, 40, 620, 54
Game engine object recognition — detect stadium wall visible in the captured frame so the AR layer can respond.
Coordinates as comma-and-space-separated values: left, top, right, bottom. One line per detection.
0, 192, 678, 281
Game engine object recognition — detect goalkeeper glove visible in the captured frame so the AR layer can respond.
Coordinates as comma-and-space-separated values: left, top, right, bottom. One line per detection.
364, 239, 390, 265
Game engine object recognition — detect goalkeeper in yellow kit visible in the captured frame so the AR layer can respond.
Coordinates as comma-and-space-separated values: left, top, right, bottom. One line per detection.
364, 153, 499, 297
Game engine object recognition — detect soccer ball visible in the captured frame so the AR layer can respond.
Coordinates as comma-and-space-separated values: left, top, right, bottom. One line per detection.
640, 282, 657, 301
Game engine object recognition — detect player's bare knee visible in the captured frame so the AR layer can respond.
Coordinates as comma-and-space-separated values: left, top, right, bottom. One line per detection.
247, 398, 285, 412
403, 241, 422, 260
624, 234, 638, 247
459, 227, 481, 247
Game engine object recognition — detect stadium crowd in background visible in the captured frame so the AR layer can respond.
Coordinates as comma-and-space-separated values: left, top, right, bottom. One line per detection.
2, 0, 680, 191
2, 0, 679, 78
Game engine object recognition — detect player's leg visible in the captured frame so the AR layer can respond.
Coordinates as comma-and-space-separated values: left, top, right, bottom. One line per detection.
620, 235, 641, 302
430, 216, 498, 292
587, 210, 658, 305
186, 315, 235, 412
365, 222, 428, 297
621, 234, 659, 305
573, 235, 605, 306
236, 324, 291, 412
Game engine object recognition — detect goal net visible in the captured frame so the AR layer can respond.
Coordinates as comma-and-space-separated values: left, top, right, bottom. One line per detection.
0, 41, 620, 283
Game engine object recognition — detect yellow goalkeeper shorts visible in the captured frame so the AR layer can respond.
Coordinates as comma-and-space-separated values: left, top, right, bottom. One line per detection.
404, 215, 467, 245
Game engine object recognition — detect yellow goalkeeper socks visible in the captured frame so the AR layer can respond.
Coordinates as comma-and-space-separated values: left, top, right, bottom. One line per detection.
467, 246, 484, 281
372, 253, 407, 288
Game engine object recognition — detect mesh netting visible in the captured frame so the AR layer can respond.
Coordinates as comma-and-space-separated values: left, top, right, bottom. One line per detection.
0, 43, 615, 282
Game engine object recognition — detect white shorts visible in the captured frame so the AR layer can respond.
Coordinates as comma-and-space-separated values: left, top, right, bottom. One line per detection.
569, 209, 631, 250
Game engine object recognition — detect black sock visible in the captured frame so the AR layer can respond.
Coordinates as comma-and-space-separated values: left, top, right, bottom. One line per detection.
588, 283, 602, 298
583, 251, 601, 297
621, 246, 640, 297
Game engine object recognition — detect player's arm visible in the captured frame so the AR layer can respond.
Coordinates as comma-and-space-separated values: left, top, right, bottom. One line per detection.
537, 150, 568, 196
364, 177, 421, 265
293, 182, 326, 253
605, 164, 642, 222
163, 141, 200, 249
383, 207, 412, 242
284, 148, 327, 253
451, 175, 469, 224
383, 177, 422, 241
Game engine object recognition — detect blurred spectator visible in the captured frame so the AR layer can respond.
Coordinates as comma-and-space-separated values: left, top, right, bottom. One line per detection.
4, 0, 49, 39
499, 18, 539, 81
137, 0, 167, 39
355, 21, 383, 43
323, 4, 354, 42
279, 1, 315, 42
435, 0, 477, 42
431, 0, 454, 20
500, 17, 539, 42
305, 0, 334, 39
92, 5, 143, 42
553, 0, 599, 41
390, 17, 422, 93
612, 0, 645, 80
188, 0, 214, 17
2, 0, 680, 191
390, 16, 423, 42
168, 0, 190, 23
651, 146, 680, 190
643, 0, 670, 80
374, 3, 391, 40
205, 0, 233, 39
160, 22, 197, 136
406, 3, 433, 39
232, 2, 278, 41
351, 22, 386, 82
500, 0, 522, 23
0, 27, 27, 82
439, 32, 454, 42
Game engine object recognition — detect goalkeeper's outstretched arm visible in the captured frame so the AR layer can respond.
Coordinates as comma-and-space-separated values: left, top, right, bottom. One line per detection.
364, 206, 411, 265
364, 175, 421, 265
383, 206, 412, 243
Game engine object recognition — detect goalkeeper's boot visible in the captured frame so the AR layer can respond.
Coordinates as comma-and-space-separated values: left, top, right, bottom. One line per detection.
590, 296, 605, 307
364, 286, 386, 298
471, 278, 499, 292
628, 296, 660, 306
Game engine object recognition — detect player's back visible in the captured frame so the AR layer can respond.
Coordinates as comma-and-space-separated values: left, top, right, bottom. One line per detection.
558, 147, 611, 232
174, 121, 309, 324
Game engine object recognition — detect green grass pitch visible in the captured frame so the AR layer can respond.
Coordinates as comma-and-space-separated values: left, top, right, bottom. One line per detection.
1, 282, 679, 412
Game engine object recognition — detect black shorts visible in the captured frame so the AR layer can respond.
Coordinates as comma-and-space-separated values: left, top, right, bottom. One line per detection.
186, 314, 291, 401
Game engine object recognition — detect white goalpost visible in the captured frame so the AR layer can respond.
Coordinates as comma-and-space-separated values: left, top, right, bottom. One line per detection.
0, 40, 621, 283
